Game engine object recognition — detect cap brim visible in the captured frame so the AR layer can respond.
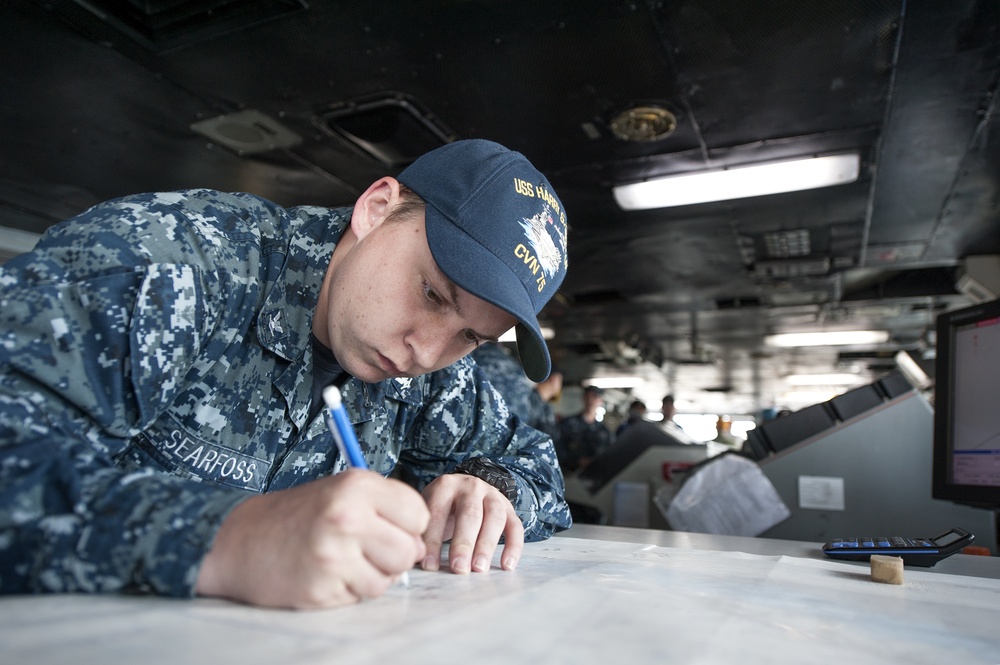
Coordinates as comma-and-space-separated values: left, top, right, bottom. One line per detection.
514, 322, 550, 382
424, 205, 552, 382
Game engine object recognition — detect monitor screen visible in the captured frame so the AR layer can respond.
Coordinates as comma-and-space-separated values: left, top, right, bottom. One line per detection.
932, 298, 1000, 509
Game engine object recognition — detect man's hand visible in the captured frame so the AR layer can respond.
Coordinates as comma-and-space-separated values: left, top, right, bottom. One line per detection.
195, 469, 429, 609
420, 473, 524, 575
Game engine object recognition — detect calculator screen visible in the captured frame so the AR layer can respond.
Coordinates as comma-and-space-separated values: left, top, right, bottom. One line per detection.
933, 531, 963, 547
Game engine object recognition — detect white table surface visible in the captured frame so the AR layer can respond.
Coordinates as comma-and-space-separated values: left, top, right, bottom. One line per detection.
563, 524, 1000, 579
2, 524, 998, 665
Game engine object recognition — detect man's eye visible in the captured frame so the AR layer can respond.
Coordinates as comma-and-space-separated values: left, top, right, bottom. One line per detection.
462, 329, 482, 346
423, 280, 443, 304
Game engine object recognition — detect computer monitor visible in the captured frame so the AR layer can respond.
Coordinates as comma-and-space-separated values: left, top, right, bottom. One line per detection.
932, 298, 1000, 509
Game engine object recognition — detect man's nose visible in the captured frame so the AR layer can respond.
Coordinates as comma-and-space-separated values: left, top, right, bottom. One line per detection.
408, 328, 453, 371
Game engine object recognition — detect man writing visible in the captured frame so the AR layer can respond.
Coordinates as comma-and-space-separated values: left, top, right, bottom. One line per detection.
0, 139, 571, 609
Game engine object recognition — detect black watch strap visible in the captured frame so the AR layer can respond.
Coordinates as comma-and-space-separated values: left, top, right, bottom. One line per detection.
453, 457, 518, 504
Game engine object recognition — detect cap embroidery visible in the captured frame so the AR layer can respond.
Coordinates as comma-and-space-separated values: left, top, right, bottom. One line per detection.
516, 205, 564, 293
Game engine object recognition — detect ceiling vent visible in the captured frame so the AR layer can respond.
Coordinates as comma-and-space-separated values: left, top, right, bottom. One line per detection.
316, 93, 456, 168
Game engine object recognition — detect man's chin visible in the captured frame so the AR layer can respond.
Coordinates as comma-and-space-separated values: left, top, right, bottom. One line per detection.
343, 353, 424, 382
342, 358, 397, 384
344, 366, 385, 383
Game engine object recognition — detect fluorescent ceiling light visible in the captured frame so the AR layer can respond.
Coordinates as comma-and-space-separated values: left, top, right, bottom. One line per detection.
583, 376, 644, 389
786, 373, 864, 386
894, 350, 932, 390
765, 330, 889, 347
613, 153, 860, 210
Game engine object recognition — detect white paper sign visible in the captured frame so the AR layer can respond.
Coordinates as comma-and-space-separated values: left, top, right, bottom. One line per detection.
798, 475, 845, 510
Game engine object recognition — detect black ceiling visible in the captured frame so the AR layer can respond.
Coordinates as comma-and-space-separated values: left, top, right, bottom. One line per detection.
3, 0, 999, 415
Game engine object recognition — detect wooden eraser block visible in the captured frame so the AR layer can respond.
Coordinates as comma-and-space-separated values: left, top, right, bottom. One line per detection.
870, 555, 904, 585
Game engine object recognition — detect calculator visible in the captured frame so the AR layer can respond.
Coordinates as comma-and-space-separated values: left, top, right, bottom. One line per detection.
822, 527, 974, 567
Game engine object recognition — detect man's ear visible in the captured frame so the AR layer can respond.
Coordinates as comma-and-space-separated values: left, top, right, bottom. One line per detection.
350, 177, 400, 241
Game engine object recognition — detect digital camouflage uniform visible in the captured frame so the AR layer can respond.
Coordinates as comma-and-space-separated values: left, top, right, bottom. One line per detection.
557, 414, 613, 473
0, 189, 571, 598
470, 342, 557, 438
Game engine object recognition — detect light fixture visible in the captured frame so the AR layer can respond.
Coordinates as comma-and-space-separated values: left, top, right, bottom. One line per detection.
764, 330, 889, 347
894, 350, 932, 390
608, 105, 677, 142
613, 153, 860, 210
582, 376, 644, 389
191, 109, 301, 156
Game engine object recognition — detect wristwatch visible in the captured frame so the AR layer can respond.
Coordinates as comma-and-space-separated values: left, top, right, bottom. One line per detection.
453, 457, 518, 504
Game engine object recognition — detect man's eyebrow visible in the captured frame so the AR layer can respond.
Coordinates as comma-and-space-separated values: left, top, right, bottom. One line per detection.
443, 272, 500, 342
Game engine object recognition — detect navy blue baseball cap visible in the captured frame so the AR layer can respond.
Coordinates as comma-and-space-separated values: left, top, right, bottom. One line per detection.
397, 139, 569, 381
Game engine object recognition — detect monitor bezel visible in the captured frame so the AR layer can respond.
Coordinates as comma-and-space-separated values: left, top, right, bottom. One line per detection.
932, 298, 1000, 509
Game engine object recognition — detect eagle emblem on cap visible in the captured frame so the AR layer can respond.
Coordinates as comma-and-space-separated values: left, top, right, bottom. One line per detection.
519, 205, 567, 280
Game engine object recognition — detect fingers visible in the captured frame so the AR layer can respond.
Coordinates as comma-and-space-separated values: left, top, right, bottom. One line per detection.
420, 473, 522, 575
196, 469, 430, 609
349, 506, 427, 578
200, 467, 524, 611
498, 516, 524, 571
369, 474, 432, 535
445, 492, 485, 574
420, 500, 452, 572
317, 471, 429, 576
305, 473, 429, 605
452, 493, 503, 573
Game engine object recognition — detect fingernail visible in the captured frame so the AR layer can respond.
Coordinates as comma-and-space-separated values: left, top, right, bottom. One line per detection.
473, 555, 489, 572
452, 556, 470, 574
422, 556, 439, 572
502, 556, 518, 571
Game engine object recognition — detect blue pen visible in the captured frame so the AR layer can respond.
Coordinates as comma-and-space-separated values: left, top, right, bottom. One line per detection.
322, 385, 410, 587
322, 385, 368, 470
